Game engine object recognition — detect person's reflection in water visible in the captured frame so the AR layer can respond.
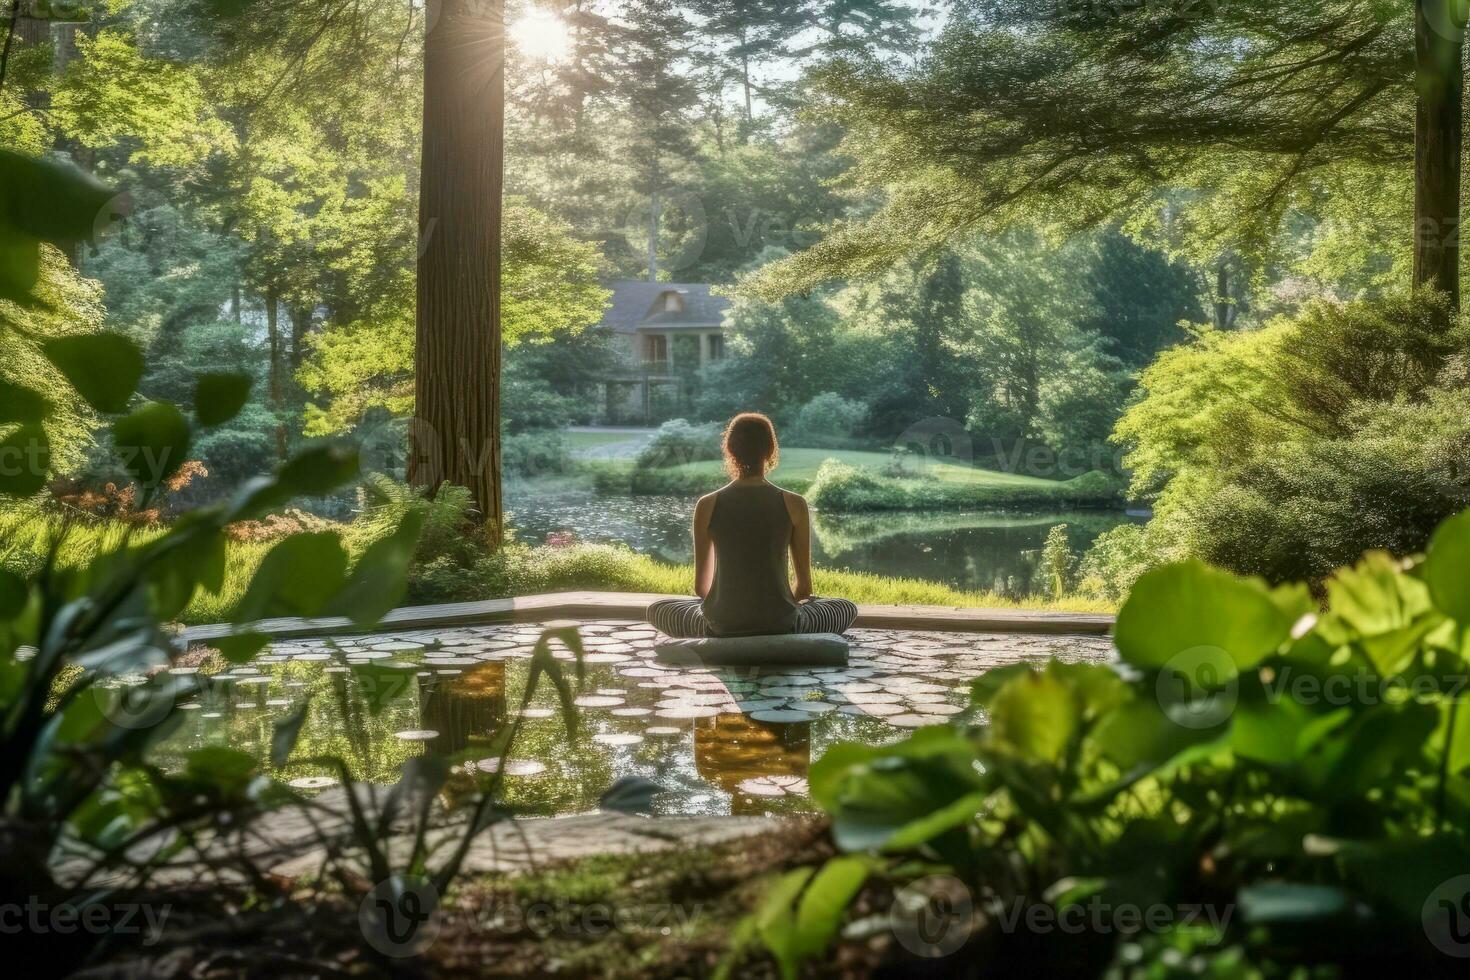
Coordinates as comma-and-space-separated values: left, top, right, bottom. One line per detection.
694, 711, 811, 815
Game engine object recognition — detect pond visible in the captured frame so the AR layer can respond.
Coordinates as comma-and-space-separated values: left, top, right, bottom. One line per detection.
507, 490, 1139, 596
154, 621, 1110, 817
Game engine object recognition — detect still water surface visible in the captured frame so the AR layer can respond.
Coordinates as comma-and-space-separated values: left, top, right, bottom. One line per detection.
153, 621, 1109, 816
508, 491, 1136, 596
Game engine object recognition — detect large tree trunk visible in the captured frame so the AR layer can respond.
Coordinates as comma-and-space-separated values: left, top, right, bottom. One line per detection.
1413, 0, 1466, 309
411, 0, 506, 541
288, 305, 311, 369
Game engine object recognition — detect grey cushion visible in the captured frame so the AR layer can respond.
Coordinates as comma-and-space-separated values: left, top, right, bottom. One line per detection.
655, 632, 849, 667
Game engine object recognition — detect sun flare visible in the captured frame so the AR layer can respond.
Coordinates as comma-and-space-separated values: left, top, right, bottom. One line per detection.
509, 9, 574, 64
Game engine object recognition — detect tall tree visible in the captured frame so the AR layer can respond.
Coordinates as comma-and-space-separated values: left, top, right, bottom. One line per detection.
614, 0, 700, 280
689, 0, 805, 128
800, 0, 927, 61
411, 0, 508, 536
747, 1, 1467, 310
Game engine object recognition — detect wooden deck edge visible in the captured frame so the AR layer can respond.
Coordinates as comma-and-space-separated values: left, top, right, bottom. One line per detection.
180, 590, 1115, 645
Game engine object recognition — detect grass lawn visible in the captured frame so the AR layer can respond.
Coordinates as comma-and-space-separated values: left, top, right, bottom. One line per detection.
562, 430, 649, 451
664, 447, 1060, 488
146, 539, 1107, 624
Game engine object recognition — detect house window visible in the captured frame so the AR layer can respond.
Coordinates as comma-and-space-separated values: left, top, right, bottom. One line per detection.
645, 334, 668, 364
707, 334, 724, 361
662, 292, 683, 313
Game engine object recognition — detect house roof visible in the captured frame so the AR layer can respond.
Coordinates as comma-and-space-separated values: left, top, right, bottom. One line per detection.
598, 280, 732, 333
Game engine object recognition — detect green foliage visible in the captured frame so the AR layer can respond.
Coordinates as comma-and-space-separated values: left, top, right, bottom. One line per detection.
806, 459, 1122, 513
0, 347, 421, 966
1117, 293, 1470, 583
771, 506, 1470, 974
1077, 523, 1167, 604
744, 2, 1412, 296
790, 392, 867, 447
300, 202, 610, 435
1038, 524, 1075, 602
503, 429, 572, 479
635, 418, 723, 469
0, 150, 117, 305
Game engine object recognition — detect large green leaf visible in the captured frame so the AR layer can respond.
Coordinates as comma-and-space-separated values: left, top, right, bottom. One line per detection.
0, 381, 50, 423
987, 667, 1078, 764
1230, 694, 1346, 767
279, 443, 361, 497
1295, 702, 1437, 802
0, 422, 49, 496
41, 334, 145, 414
0, 568, 26, 620
211, 632, 271, 663
271, 701, 311, 767
1090, 698, 1227, 775
145, 528, 227, 620
113, 401, 192, 487
326, 510, 424, 626
792, 856, 871, 961
0, 228, 40, 304
600, 775, 664, 814
1114, 560, 1303, 672
234, 532, 349, 621
0, 153, 117, 305
231, 445, 361, 518
193, 372, 252, 427
1426, 509, 1470, 623
813, 728, 985, 852
0, 150, 118, 245
756, 866, 816, 980
1323, 551, 1440, 676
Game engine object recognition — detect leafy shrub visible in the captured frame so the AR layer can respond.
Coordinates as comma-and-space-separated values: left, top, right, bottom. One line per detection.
1076, 522, 1166, 602
503, 429, 571, 477
1037, 524, 1074, 600
806, 459, 1124, 512
790, 392, 868, 447
345, 474, 539, 605
503, 370, 577, 433
1117, 293, 1470, 583
0, 323, 423, 964
760, 507, 1470, 976
635, 418, 722, 469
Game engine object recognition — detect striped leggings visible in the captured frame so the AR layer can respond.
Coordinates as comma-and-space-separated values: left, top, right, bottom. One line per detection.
646, 596, 859, 638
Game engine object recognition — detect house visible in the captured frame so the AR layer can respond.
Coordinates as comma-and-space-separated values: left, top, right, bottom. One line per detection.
597, 280, 732, 423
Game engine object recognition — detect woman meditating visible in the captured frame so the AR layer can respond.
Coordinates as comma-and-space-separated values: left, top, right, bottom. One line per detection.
647, 413, 858, 638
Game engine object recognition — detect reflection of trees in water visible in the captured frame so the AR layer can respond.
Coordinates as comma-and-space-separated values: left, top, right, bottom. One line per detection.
419, 661, 507, 758
694, 712, 811, 816
157, 663, 421, 784
811, 510, 1132, 595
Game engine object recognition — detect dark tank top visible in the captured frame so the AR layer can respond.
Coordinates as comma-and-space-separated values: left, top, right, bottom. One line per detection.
701, 482, 798, 637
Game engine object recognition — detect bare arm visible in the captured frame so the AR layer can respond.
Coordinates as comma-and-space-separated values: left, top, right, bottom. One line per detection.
785, 492, 813, 602
693, 494, 716, 598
